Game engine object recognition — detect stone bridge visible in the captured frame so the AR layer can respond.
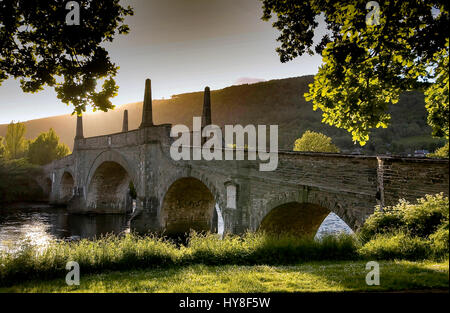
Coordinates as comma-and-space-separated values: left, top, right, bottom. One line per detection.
40, 79, 449, 237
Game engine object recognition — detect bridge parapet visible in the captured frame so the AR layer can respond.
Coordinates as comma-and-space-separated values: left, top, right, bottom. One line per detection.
42, 154, 74, 172
74, 124, 173, 151
376, 156, 449, 206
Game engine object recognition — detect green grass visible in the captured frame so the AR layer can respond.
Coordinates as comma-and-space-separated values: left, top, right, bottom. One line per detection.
0, 232, 360, 287
1, 261, 448, 293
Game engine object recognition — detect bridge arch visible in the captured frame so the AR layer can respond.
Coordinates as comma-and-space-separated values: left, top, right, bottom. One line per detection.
159, 174, 221, 236
85, 150, 138, 213
257, 190, 358, 237
59, 171, 75, 202
85, 150, 138, 189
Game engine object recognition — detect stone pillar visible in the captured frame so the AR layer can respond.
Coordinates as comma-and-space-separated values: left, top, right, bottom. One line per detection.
201, 87, 211, 145
201, 86, 211, 128
122, 110, 129, 132
139, 78, 154, 128
75, 115, 84, 139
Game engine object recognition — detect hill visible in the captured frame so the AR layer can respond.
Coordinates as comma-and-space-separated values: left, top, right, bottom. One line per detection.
0, 76, 445, 154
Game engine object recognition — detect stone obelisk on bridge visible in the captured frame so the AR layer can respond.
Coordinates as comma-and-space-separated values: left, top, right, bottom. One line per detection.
201, 86, 211, 128
75, 115, 84, 139
122, 110, 129, 132
139, 79, 154, 128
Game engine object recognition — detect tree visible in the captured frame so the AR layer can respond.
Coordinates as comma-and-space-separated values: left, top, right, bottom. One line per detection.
28, 128, 70, 165
4, 122, 28, 159
293, 130, 340, 152
0, 136, 5, 158
0, 157, 44, 203
0, 1, 134, 114
261, 0, 449, 145
428, 142, 449, 158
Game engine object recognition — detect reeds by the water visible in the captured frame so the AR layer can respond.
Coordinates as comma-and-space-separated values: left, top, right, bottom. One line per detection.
0, 232, 359, 286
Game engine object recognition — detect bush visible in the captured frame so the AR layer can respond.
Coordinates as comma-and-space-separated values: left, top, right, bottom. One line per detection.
358, 207, 404, 243
358, 193, 449, 260
403, 194, 449, 237
358, 232, 431, 260
429, 226, 449, 259
359, 193, 449, 242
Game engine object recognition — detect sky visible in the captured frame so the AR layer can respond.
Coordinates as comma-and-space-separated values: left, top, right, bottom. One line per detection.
0, 0, 324, 124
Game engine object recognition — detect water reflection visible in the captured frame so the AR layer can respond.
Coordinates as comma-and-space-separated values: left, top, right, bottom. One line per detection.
0, 207, 130, 252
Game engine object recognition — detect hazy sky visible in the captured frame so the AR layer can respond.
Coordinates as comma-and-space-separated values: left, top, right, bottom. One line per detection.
0, 0, 323, 124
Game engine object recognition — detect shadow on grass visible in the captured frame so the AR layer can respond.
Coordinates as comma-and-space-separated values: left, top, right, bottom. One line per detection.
1, 261, 448, 293
288, 260, 449, 292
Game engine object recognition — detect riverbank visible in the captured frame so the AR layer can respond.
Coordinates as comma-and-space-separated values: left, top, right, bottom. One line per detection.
0, 233, 360, 286
1, 260, 448, 293
1, 232, 448, 288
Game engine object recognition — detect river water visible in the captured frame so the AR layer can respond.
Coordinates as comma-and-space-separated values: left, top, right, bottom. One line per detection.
0, 205, 353, 253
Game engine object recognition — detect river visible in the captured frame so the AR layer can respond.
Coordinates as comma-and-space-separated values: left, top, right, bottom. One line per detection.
0, 205, 353, 252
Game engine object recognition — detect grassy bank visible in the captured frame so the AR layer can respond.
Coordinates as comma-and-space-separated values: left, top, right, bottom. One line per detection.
1, 261, 448, 293
1, 194, 448, 289
0, 233, 360, 287
1, 231, 448, 289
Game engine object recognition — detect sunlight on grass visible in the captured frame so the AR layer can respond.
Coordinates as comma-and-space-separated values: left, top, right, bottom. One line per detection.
2, 260, 447, 293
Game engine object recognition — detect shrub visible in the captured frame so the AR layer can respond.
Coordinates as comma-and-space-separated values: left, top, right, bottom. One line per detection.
402, 194, 449, 237
429, 225, 449, 259
358, 193, 449, 242
358, 206, 404, 243
358, 193, 449, 260
358, 232, 431, 260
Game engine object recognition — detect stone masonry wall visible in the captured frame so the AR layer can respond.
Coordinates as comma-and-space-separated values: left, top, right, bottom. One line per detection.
41, 128, 449, 235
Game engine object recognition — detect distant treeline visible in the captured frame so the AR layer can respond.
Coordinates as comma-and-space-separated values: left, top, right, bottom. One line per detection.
0, 158, 45, 204
0, 124, 69, 204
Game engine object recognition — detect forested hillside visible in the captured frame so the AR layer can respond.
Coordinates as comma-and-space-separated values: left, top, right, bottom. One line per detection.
0, 76, 444, 154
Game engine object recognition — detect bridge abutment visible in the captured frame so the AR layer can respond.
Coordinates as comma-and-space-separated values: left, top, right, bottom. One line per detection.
129, 196, 162, 234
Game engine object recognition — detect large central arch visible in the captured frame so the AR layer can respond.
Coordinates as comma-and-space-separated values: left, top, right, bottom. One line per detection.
160, 177, 217, 236
86, 161, 134, 213
85, 150, 138, 214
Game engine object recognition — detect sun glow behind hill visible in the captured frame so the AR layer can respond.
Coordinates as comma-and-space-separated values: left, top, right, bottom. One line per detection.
0, 75, 443, 154
0, 76, 307, 151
